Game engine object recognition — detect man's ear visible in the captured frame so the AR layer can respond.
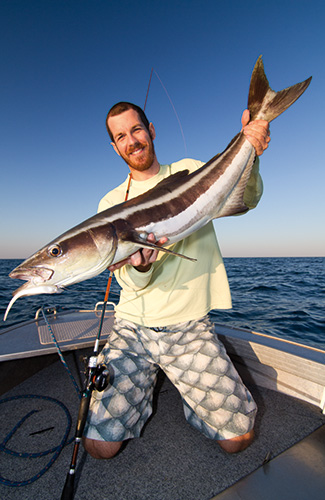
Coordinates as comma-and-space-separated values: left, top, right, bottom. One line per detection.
149, 122, 156, 141
111, 142, 121, 157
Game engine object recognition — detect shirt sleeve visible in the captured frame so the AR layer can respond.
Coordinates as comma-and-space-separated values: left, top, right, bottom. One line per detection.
98, 198, 111, 213
115, 264, 154, 291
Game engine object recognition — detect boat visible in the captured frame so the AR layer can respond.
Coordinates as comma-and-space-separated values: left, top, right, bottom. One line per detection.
0, 304, 324, 499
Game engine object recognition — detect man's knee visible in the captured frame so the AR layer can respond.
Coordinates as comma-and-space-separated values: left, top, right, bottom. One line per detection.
83, 437, 123, 459
217, 429, 254, 454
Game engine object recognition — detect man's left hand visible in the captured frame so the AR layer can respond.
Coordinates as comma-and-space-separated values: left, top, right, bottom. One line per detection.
241, 109, 270, 156
108, 233, 168, 273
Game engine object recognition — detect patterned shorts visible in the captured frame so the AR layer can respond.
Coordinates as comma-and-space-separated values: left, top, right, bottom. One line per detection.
84, 316, 257, 442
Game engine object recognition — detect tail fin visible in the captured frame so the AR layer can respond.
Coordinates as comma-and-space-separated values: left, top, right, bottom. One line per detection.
248, 56, 312, 122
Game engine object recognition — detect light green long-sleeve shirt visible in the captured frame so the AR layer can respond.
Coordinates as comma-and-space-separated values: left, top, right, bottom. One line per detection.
98, 158, 262, 327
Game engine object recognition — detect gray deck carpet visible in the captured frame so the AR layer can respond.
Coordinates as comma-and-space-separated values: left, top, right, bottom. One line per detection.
0, 353, 324, 500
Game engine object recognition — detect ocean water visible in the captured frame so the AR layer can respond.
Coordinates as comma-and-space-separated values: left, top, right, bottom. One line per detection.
0, 257, 324, 349
212, 257, 325, 349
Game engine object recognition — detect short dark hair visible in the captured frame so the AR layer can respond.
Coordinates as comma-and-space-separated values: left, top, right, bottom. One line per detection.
106, 102, 150, 142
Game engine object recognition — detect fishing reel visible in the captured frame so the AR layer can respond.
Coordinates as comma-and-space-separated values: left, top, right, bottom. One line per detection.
92, 364, 110, 392
81, 356, 110, 392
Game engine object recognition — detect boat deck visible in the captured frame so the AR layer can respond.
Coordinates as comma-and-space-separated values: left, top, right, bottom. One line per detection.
0, 351, 324, 500
214, 424, 325, 500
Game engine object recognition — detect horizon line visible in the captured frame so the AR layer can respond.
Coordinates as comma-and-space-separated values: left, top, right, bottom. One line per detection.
1, 255, 324, 260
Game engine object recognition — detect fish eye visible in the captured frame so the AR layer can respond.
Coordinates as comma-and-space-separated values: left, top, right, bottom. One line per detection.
48, 244, 62, 257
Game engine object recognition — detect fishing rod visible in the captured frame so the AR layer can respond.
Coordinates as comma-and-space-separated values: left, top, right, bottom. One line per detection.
61, 147, 132, 499
61, 68, 180, 498
60, 273, 112, 500
144, 67, 153, 111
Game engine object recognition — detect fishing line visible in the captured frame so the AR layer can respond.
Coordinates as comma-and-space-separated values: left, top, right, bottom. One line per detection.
143, 68, 188, 156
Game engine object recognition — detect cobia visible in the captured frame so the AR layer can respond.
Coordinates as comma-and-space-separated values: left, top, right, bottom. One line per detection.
4, 57, 312, 320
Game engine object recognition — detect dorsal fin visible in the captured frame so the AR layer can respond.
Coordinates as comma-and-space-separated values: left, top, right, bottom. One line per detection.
149, 169, 189, 192
124, 170, 190, 207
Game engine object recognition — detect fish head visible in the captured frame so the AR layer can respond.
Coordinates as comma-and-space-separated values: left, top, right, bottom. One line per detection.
4, 222, 118, 320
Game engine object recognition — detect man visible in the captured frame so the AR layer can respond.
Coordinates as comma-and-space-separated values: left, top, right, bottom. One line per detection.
83, 102, 270, 458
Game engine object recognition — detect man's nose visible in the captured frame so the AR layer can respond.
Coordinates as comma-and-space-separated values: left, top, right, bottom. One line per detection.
129, 134, 137, 143
126, 132, 140, 148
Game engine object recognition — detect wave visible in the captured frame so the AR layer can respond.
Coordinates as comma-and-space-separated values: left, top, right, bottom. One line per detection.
247, 285, 279, 292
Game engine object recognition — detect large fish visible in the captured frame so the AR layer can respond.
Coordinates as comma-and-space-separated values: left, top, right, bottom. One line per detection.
4, 57, 311, 320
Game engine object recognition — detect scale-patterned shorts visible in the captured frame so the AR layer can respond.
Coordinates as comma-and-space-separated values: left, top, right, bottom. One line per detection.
84, 316, 257, 442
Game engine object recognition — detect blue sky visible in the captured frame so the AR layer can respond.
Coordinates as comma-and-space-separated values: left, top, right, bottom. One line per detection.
1, 0, 324, 258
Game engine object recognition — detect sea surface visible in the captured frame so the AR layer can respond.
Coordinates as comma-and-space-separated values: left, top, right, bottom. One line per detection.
0, 257, 324, 349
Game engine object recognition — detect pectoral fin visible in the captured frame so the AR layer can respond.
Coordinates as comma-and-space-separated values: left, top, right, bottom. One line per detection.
124, 232, 196, 262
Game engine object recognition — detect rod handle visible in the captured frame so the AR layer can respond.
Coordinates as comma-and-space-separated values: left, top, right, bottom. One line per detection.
61, 471, 75, 500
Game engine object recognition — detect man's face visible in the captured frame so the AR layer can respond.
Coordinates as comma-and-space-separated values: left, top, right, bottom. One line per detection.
108, 109, 156, 171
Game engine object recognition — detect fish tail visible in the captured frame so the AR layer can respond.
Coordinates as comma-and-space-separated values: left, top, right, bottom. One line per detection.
248, 56, 312, 122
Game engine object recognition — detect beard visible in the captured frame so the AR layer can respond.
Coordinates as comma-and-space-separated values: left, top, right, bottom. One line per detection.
118, 139, 156, 171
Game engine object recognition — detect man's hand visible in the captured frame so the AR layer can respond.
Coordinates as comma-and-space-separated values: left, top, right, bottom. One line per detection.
241, 109, 270, 156
108, 233, 168, 273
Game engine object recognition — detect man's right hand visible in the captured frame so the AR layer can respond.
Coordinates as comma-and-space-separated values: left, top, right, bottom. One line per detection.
108, 233, 168, 273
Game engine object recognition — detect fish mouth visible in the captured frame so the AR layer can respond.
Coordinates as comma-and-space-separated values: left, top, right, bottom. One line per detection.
9, 266, 54, 284
4, 271, 60, 322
